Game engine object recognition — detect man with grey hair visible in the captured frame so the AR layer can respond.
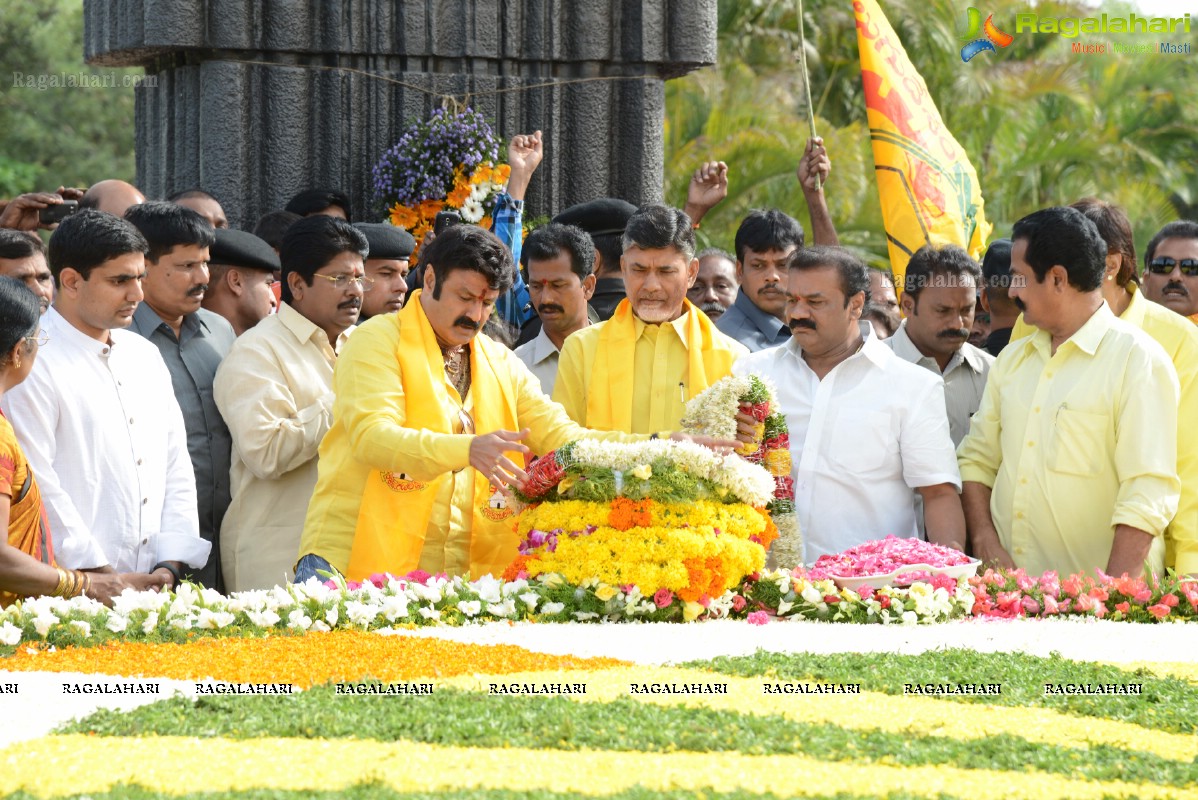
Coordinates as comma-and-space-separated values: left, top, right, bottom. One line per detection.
553, 204, 747, 434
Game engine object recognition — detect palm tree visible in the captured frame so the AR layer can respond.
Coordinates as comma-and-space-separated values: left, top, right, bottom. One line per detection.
666, 0, 1198, 264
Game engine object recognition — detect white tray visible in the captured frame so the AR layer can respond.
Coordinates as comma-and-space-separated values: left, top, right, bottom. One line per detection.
829, 559, 982, 591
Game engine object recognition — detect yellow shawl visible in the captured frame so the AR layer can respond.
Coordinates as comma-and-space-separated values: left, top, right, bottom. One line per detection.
586, 298, 741, 432
346, 292, 522, 580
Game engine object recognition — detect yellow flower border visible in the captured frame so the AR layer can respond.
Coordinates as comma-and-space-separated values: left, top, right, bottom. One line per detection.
0, 733, 1179, 799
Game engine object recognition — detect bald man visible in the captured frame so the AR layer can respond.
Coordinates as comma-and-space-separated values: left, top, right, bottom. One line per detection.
79, 180, 145, 217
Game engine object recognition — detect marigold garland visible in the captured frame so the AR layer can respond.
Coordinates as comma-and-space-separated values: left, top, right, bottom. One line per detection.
0, 630, 627, 687
515, 499, 770, 600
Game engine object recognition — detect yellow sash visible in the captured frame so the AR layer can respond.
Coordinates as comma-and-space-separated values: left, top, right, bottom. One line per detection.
586, 298, 740, 432
346, 291, 522, 580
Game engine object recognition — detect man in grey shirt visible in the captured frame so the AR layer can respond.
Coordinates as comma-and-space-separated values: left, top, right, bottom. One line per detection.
885, 244, 994, 446
126, 202, 236, 590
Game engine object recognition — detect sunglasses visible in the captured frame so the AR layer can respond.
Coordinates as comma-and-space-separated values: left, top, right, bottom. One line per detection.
1147, 257, 1198, 277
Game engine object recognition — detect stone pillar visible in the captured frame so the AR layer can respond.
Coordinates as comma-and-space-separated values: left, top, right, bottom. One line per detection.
83, 0, 717, 230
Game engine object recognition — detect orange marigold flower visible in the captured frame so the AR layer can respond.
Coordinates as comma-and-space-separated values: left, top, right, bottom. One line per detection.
446, 177, 472, 209
607, 498, 653, 531
503, 554, 536, 582
0, 631, 628, 688
389, 204, 418, 230
493, 164, 512, 183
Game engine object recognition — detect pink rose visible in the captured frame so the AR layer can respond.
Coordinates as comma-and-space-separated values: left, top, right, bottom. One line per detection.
1161, 593, 1180, 608
653, 588, 674, 608
732, 595, 747, 612
1148, 603, 1171, 620
747, 610, 770, 626
1114, 601, 1130, 614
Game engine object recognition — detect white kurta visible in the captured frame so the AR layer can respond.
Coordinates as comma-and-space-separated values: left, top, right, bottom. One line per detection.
734, 323, 961, 563
1, 307, 208, 572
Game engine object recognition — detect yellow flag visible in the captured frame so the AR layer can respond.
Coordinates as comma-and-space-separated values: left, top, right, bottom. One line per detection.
854, 0, 991, 286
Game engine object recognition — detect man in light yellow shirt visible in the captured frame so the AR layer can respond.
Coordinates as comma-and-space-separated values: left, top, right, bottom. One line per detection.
553, 204, 748, 434
297, 225, 731, 583
958, 206, 1180, 579
1008, 200, 1198, 578
214, 216, 369, 590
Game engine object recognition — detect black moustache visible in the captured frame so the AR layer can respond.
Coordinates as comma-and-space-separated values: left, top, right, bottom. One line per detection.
188, 285, 208, 296
1164, 283, 1189, 295
789, 319, 817, 331
1013, 298, 1027, 312
454, 317, 480, 330
339, 301, 361, 309
938, 329, 970, 339
537, 305, 564, 315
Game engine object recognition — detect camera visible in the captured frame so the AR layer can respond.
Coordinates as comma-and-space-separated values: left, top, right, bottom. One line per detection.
39, 200, 78, 226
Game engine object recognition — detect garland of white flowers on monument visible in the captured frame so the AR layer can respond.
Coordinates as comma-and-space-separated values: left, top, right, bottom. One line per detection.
681, 374, 802, 568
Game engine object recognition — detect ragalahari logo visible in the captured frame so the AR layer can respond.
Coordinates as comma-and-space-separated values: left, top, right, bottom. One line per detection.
960, 7, 1015, 62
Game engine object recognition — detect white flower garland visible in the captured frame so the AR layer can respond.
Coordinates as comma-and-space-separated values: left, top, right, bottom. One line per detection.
566, 438, 775, 507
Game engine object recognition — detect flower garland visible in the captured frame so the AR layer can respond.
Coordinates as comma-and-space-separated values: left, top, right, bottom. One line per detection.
681, 374, 800, 567
511, 499, 775, 604
0, 630, 624, 686
516, 439, 775, 508
371, 107, 510, 246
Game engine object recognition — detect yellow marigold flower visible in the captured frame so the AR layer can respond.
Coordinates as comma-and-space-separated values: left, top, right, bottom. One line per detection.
494, 164, 512, 182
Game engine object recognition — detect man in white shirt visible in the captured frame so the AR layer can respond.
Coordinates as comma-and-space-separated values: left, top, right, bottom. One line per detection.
735, 245, 965, 563
885, 244, 994, 446
1, 210, 210, 586
214, 215, 368, 591
513, 223, 596, 395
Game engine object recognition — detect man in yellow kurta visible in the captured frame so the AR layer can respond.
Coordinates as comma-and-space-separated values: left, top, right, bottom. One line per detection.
553, 204, 748, 433
296, 225, 724, 583
1008, 200, 1198, 578
958, 207, 1180, 579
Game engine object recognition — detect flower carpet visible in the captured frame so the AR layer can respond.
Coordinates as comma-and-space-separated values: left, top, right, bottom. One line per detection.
1, 616, 1196, 800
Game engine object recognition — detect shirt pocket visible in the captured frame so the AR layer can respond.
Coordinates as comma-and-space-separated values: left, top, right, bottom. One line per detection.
1049, 407, 1109, 477
830, 410, 893, 474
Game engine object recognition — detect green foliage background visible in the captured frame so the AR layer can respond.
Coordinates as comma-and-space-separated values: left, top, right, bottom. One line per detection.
2, 0, 1195, 270
667, 0, 1198, 266
0, 0, 137, 197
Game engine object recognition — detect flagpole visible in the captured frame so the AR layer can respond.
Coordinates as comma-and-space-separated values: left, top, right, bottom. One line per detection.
796, 0, 820, 191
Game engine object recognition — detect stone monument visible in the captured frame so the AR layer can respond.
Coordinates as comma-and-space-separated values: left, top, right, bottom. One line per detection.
84, 0, 717, 229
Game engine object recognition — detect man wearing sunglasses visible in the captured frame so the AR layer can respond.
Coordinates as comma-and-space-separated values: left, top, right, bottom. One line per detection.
214, 216, 368, 591
1143, 221, 1198, 324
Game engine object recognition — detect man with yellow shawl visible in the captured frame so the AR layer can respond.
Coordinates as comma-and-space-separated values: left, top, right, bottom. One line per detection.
296, 225, 731, 583
553, 204, 749, 433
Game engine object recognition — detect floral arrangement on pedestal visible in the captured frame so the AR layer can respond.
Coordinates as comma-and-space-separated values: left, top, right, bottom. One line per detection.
506, 439, 778, 617
371, 107, 510, 245
680, 374, 801, 568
